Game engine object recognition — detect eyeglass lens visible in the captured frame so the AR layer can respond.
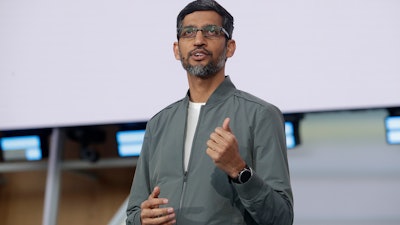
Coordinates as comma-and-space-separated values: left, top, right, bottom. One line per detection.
179, 25, 228, 39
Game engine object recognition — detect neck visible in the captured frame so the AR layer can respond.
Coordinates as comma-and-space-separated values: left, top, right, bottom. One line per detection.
187, 73, 225, 103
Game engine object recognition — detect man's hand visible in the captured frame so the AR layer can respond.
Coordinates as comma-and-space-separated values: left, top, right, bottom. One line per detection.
206, 118, 246, 178
140, 186, 176, 225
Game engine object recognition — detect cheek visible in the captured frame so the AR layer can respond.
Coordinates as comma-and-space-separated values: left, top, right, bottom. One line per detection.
175, 48, 189, 61
215, 47, 228, 59
177, 50, 186, 61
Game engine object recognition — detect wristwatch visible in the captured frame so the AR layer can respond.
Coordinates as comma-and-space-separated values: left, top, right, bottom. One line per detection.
231, 165, 253, 184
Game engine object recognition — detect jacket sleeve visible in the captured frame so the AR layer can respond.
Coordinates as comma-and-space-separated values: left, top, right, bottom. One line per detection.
126, 129, 152, 225
235, 105, 294, 225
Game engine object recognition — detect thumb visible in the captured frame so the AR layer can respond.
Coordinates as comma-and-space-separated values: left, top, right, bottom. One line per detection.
150, 186, 160, 199
222, 117, 231, 132
148, 186, 161, 209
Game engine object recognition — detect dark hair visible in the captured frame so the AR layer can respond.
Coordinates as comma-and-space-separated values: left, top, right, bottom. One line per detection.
176, 0, 234, 40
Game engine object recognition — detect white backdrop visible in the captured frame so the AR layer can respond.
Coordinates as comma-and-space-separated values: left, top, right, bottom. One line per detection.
1, 0, 399, 130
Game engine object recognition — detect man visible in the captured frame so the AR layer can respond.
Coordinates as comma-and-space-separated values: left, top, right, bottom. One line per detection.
126, 0, 293, 224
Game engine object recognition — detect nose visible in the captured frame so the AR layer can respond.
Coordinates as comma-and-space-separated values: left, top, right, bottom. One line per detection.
193, 30, 206, 46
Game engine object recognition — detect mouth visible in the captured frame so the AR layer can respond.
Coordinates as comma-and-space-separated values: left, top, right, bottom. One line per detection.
190, 49, 210, 61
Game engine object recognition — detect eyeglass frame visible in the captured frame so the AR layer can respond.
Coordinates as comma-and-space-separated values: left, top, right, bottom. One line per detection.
177, 25, 230, 39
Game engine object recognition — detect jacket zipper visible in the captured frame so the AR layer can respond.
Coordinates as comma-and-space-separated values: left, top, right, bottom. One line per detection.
177, 171, 188, 225
177, 104, 204, 224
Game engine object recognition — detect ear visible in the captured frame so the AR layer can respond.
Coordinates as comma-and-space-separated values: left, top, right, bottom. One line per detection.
173, 42, 181, 60
225, 39, 236, 58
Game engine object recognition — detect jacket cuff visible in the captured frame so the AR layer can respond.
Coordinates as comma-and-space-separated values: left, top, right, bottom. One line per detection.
234, 173, 266, 201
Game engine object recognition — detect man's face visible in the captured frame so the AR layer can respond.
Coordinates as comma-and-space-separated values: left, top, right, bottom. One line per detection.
174, 11, 234, 78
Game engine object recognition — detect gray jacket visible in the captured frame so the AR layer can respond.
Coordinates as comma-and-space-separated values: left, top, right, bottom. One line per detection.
126, 76, 293, 225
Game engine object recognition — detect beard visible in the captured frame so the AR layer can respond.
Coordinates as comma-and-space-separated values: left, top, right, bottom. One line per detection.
180, 47, 227, 79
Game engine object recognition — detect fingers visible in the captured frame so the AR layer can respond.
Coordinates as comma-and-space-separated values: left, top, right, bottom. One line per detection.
207, 132, 230, 153
206, 118, 244, 177
141, 207, 176, 225
141, 187, 176, 224
206, 118, 236, 159
208, 118, 235, 152
141, 197, 169, 210
141, 186, 168, 213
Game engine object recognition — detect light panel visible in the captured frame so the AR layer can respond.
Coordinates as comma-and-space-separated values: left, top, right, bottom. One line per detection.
0, 135, 42, 161
116, 130, 146, 157
385, 116, 400, 144
285, 122, 297, 149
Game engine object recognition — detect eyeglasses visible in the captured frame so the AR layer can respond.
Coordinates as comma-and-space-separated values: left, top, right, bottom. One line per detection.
178, 25, 229, 39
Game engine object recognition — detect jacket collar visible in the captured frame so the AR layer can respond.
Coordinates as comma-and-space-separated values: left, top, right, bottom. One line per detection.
185, 76, 237, 106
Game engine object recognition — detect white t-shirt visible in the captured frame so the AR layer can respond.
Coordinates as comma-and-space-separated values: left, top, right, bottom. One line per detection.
184, 101, 205, 171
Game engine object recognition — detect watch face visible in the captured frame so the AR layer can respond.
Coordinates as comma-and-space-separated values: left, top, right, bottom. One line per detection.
239, 169, 252, 183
